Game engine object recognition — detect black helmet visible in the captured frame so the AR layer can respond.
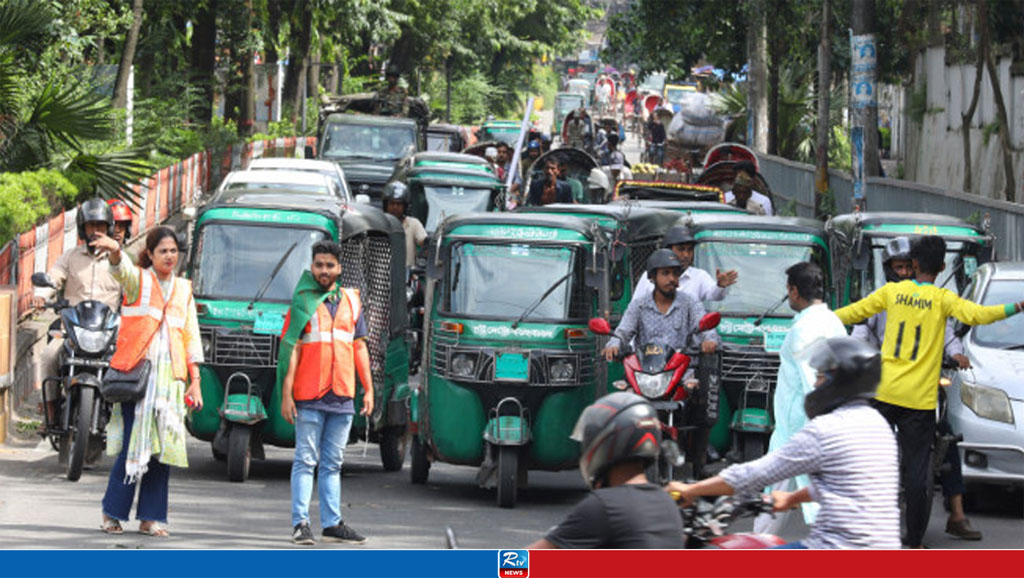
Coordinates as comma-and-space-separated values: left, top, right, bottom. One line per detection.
803, 337, 881, 419
382, 181, 409, 204
571, 392, 661, 489
645, 248, 682, 278
661, 225, 696, 248
881, 236, 913, 283
76, 198, 114, 242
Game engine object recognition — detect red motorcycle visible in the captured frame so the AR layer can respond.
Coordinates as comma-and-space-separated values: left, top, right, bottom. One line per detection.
678, 493, 786, 549
589, 312, 722, 482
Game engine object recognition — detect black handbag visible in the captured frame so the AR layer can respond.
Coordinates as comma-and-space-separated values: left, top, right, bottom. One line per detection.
101, 359, 152, 403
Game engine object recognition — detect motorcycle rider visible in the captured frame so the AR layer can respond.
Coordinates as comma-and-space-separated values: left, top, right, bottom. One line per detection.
528, 392, 685, 549
107, 199, 134, 245
381, 182, 426, 268
632, 225, 738, 304
33, 199, 124, 429
671, 337, 901, 549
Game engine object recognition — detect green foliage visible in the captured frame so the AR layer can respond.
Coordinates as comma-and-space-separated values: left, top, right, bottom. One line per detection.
817, 189, 838, 219
425, 71, 502, 125
908, 84, 928, 124
0, 169, 77, 245
249, 119, 301, 142
530, 63, 559, 111
982, 121, 1000, 146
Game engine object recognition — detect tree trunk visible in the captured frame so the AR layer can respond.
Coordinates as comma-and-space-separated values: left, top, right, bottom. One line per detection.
852, 0, 880, 178
815, 0, 832, 218
306, 33, 320, 102
978, 4, 1019, 201
190, 0, 218, 124
238, 0, 256, 137
283, 0, 313, 121
111, 0, 144, 109
766, 0, 781, 156
747, 0, 769, 154
961, 1, 986, 194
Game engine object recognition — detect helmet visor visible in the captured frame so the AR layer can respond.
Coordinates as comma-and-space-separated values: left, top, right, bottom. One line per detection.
800, 338, 840, 375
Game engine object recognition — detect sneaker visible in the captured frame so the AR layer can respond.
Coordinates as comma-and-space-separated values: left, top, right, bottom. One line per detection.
945, 517, 982, 541
292, 522, 315, 545
322, 522, 367, 545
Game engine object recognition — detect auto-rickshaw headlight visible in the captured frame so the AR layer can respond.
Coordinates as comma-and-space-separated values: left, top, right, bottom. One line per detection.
201, 333, 213, 358
550, 359, 575, 382
451, 353, 476, 378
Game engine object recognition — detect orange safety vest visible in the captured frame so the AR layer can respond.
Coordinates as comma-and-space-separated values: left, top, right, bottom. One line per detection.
109, 268, 193, 381
291, 288, 363, 401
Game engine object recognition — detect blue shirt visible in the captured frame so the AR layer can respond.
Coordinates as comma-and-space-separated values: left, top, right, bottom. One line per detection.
607, 289, 719, 352
295, 295, 369, 415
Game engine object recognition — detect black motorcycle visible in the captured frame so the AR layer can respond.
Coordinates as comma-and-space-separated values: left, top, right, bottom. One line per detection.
32, 272, 119, 481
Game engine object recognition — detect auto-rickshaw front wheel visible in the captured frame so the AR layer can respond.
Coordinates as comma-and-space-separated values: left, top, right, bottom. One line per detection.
410, 435, 430, 484
227, 424, 252, 482
496, 446, 518, 508
380, 426, 408, 472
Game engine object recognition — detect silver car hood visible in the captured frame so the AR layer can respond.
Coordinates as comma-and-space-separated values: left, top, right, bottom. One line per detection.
964, 338, 1024, 399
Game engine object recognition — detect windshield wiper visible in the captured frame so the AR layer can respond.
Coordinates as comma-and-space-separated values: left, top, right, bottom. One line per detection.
1002, 344, 1024, 351
753, 294, 789, 327
511, 271, 573, 330
247, 241, 300, 310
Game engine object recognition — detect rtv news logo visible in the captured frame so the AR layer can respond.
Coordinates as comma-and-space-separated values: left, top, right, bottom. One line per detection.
497, 549, 529, 578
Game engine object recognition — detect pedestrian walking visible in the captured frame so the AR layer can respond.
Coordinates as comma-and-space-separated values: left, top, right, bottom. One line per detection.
94, 226, 204, 538
278, 240, 374, 545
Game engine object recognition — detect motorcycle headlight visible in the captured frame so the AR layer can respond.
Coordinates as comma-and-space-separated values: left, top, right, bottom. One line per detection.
961, 381, 1014, 424
635, 372, 673, 398
451, 353, 476, 378
73, 326, 111, 354
549, 358, 576, 382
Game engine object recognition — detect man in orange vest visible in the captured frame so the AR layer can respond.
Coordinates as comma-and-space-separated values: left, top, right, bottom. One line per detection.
279, 240, 374, 546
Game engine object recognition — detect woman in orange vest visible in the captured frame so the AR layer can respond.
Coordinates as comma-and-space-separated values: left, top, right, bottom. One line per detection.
278, 240, 374, 546
92, 226, 203, 538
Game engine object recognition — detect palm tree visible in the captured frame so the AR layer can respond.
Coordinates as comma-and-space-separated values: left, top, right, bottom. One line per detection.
0, 0, 151, 204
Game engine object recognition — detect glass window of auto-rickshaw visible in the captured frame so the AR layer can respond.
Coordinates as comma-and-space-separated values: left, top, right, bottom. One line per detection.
868, 240, 964, 293
321, 123, 415, 160
444, 242, 582, 321
415, 185, 493, 233
426, 133, 452, 152
694, 240, 825, 316
192, 224, 327, 302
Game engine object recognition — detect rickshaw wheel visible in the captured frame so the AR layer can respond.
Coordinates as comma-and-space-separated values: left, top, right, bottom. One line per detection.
410, 436, 430, 484
211, 442, 227, 462
380, 426, 408, 472
740, 433, 764, 463
227, 425, 252, 482
496, 446, 518, 509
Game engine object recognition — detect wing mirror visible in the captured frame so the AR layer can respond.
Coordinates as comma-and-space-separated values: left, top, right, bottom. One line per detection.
698, 312, 721, 332
588, 318, 612, 335
31, 272, 56, 288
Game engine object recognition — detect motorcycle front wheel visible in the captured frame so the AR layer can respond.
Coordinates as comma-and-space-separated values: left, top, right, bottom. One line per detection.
67, 387, 95, 481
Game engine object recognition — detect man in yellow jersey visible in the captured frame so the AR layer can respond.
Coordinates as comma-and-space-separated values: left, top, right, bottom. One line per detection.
834, 236, 1024, 548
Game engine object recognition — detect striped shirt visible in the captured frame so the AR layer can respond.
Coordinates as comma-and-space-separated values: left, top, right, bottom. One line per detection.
720, 402, 900, 549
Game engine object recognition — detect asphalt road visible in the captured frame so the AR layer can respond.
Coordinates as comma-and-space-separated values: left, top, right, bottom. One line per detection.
0, 431, 1021, 550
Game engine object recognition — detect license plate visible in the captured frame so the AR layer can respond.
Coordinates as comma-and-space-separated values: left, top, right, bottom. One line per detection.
494, 351, 530, 381
763, 331, 788, 353
253, 313, 285, 335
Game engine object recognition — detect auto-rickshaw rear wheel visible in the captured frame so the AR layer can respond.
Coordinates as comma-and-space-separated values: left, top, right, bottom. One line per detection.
496, 446, 518, 508
211, 442, 227, 462
227, 424, 252, 482
410, 435, 430, 484
380, 426, 408, 472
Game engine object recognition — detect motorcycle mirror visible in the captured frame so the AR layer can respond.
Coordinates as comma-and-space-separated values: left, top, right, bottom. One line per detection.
31, 272, 56, 289
698, 312, 721, 332
588, 318, 612, 335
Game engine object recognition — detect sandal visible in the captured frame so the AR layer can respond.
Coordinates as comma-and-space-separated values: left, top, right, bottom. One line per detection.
100, 518, 124, 535
138, 522, 170, 538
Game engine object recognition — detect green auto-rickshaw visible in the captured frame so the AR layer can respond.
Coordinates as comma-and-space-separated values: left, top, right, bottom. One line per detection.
553, 92, 586, 136
826, 212, 995, 307
684, 214, 832, 462
411, 212, 627, 507
185, 190, 411, 480
611, 199, 748, 217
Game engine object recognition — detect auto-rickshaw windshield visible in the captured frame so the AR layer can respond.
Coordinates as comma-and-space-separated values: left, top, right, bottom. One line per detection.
695, 241, 821, 316
192, 224, 326, 301
422, 186, 491, 233
869, 240, 965, 292
446, 243, 578, 320
973, 280, 1024, 349
321, 123, 415, 161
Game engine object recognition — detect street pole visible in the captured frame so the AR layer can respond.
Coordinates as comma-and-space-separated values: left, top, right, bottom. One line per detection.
126, 65, 134, 146
506, 96, 536, 208
850, 0, 879, 209
814, 0, 831, 218
446, 56, 452, 124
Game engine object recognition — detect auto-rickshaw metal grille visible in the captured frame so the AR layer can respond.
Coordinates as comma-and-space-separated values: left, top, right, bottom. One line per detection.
202, 327, 278, 367
720, 346, 781, 391
338, 233, 393, 381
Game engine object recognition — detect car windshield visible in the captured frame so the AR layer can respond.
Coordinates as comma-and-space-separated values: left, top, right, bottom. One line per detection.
421, 186, 492, 233
870, 241, 964, 292
321, 123, 415, 161
482, 127, 520, 145
192, 224, 326, 302
557, 99, 581, 115
248, 168, 346, 198
427, 133, 457, 152
694, 241, 818, 316
447, 243, 577, 320
972, 279, 1024, 349
226, 181, 328, 194
666, 87, 688, 104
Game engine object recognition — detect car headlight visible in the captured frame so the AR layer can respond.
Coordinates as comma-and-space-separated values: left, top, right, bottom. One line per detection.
635, 372, 673, 398
550, 359, 576, 382
451, 353, 476, 378
73, 327, 111, 354
961, 381, 1014, 424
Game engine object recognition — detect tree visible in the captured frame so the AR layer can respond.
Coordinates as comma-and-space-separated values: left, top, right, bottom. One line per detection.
111, 0, 144, 109
979, 1, 1016, 202
815, 0, 832, 217
190, 0, 219, 123
961, 0, 985, 194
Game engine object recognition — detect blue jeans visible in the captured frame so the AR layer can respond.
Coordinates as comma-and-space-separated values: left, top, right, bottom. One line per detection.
101, 401, 171, 523
291, 408, 354, 528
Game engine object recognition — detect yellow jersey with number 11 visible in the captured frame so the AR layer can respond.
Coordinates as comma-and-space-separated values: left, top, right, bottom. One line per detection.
835, 280, 1017, 410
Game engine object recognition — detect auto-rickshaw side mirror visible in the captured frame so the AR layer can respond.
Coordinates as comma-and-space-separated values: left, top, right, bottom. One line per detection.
852, 238, 871, 270
426, 234, 443, 280
698, 312, 721, 332
31, 272, 55, 289
304, 145, 315, 159
588, 318, 612, 335
978, 244, 994, 264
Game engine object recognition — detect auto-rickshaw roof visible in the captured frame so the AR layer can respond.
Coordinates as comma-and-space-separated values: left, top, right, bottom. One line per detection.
687, 213, 826, 237
439, 211, 600, 241
411, 151, 489, 167
533, 148, 598, 170
612, 199, 747, 214
518, 204, 684, 242
482, 120, 521, 129
407, 166, 501, 187
829, 212, 986, 238
426, 124, 463, 135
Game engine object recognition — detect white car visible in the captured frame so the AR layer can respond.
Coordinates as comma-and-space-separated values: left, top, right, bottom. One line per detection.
246, 158, 351, 201
217, 169, 340, 197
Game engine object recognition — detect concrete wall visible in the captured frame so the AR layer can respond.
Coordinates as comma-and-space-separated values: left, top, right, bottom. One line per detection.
906, 46, 1024, 203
